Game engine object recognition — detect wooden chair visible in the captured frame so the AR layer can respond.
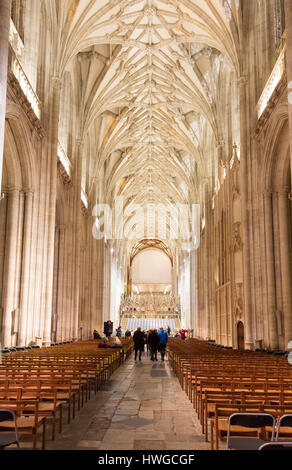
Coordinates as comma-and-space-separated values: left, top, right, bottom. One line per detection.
0, 400, 46, 450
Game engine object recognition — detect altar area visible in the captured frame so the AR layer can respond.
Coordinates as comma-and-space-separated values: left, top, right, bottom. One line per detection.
119, 293, 181, 332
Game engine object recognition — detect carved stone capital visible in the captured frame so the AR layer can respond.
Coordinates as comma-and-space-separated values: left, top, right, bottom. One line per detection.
277, 187, 290, 197
237, 76, 248, 88
262, 190, 273, 198
51, 76, 62, 86
23, 187, 34, 193
5, 186, 22, 194
216, 140, 225, 149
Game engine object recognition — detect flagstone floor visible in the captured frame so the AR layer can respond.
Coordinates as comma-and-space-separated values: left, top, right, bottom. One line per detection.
21, 352, 224, 450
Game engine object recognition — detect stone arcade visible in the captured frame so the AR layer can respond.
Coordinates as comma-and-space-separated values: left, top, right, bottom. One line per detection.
0, 0, 291, 362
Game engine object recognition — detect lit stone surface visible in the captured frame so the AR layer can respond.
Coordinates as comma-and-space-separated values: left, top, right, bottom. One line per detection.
0, 0, 292, 387
27, 354, 221, 451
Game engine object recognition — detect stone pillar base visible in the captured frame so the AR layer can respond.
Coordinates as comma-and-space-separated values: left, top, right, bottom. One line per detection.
34, 336, 42, 347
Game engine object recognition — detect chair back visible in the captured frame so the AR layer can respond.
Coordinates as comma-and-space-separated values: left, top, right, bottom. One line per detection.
259, 442, 292, 450
229, 412, 275, 428
278, 414, 292, 428
227, 412, 276, 446
0, 409, 16, 424
276, 414, 292, 441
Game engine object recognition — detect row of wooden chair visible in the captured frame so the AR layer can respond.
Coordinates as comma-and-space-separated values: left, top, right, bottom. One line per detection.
167, 338, 292, 450
0, 339, 133, 449
210, 405, 292, 450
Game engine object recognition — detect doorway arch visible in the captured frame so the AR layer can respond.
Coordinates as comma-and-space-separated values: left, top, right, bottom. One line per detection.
131, 247, 172, 293
237, 321, 245, 350
0, 115, 36, 347
260, 117, 292, 350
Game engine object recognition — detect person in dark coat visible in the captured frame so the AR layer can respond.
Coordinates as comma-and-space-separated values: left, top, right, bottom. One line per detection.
93, 330, 101, 340
144, 330, 149, 353
147, 329, 159, 361
125, 329, 131, 337
133, 327, 145, 361
158, 327, 168, 361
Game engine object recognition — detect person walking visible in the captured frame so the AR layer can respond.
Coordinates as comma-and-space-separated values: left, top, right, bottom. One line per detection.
116, 326, 122, 338
147, 329, 159, 361
158, 327, 168, 361
125, 329, 131, 337
167, 325, 171, 336
146, 330, 150, 354
133, 327, 145, 361
179, 329, 186, 340
143, 330, 148, 354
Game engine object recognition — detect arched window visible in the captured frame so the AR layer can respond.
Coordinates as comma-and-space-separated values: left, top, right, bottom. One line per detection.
11, 0, 25, 43
220, 211, 226, 286
274, 0, 285, 49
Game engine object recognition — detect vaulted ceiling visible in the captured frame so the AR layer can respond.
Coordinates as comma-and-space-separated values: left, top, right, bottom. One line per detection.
47, 0, 242, 244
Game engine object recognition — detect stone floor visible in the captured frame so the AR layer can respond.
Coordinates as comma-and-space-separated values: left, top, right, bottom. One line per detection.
19, 352, 224, 450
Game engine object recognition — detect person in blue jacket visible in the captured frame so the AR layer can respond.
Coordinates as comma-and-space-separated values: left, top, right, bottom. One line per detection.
157, 327, 168, 361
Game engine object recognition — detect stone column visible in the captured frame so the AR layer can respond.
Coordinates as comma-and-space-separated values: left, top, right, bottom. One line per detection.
238, 76, 253, 349
43, 77, 61, 346
51, 228, 57, 343
72, 139, 83, 340
99, 240, 106, 332
216, 140, 225, 186
203, 225, 210, 339
278, 189, 292, 348
1, 188, 20, 347
84, 222, 92, 339
209, 207, 216, 342
65, 226, 74, 341
57, 226, 65, 341
264, 192, 279, 349
13, 190, 24, 343
216, 141, 225, 185
0, 194, 7, 305
18, 190, 34, 346
79, 245, 86, 340
259, 194, 269, 348
103, 245, 111, 324
285, 0, 292, 183
172, 249, 177, 297
190, 249, 198, 336
0, 0, 11, 193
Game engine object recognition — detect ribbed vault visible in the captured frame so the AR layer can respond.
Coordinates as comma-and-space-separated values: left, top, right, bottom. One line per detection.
45, 0, 241, 246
